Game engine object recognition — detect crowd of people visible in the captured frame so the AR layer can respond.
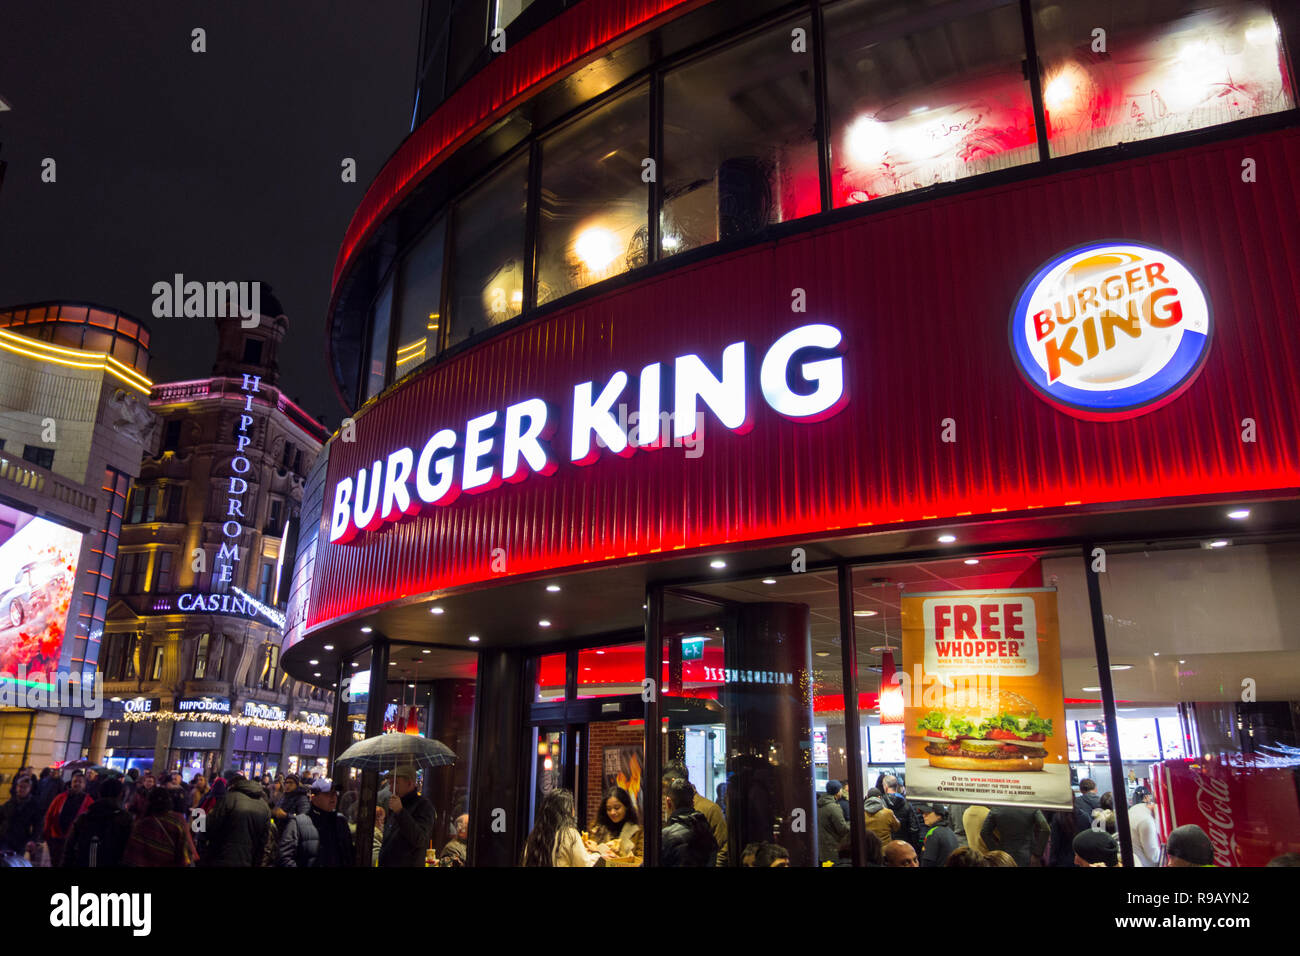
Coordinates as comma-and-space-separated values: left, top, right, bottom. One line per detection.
817, 774, 1300, 868
0, 762, 467, 868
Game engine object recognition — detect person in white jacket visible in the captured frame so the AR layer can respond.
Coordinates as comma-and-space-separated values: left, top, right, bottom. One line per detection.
1127, 787, 1161, 867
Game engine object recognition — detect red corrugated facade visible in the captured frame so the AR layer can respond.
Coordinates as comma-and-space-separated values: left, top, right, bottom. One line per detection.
307, 127, 1300, 630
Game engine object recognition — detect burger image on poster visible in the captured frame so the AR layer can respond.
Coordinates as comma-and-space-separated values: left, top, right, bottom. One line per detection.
1010, 241, 1212, 420
916, 689, 1054, 772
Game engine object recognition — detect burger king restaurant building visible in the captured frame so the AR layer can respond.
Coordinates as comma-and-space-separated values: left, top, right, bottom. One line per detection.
280, 0, 1300, 866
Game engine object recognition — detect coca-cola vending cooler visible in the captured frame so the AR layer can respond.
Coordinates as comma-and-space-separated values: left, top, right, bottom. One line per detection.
1152, 756, 1300, 866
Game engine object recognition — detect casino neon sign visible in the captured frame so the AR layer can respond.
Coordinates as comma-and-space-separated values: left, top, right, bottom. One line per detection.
1010, 241, 1212, 421
329, 323, 848, 544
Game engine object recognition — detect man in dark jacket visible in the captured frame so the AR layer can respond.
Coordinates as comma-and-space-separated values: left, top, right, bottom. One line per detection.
278, 778, 355, 867
660, 778, 717, 867
63, 778, 132, 867
916, 803, 959, 867
880, 775, 922, 852
0, 775, 43, 855
980, 804, 1050, 867
379, 766, 434, 867
817, 781, 849, 863
204, 773, 272, 867
1074, 779, 1102, 833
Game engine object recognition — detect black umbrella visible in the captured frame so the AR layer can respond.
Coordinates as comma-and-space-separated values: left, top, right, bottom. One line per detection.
334, 733, 456, 773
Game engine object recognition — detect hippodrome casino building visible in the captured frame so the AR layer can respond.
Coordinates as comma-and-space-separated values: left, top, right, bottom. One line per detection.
280, 0, 1300, 867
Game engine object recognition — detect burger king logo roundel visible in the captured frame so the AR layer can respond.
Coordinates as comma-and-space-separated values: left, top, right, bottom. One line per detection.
1009, 241, 1211, 420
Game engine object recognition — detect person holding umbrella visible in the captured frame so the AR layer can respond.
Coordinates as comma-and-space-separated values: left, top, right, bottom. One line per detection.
379, 765, 434, 867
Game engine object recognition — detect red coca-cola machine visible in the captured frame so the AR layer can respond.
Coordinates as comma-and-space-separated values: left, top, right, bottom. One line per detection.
1152, 756, 1300, 867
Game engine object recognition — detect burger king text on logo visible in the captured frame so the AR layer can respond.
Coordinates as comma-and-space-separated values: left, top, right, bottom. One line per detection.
1010, 241, 1211, 420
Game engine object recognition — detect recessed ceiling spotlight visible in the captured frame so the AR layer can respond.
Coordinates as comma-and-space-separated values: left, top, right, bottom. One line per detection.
323, 644, 334, 651
468, 635, 480, 643
1109, 665, 1131, 671
546, 584, 561, 592
308, 659, 319, 666
1153, 651, 1160, 656
360, 626, 372, 633
408, 684, 415, 689
815, 651, 831, 657
710, 559, 727, 569
1208, 540, 1229, 548
313, 672, 321, 677
938, 534, 957, 543
351, 661, 359, 667
1227, 509, 1250, 519
1178, 659, 1186, 664
762, 578, 777, 585
422, 649, 431, 654
538, 620, 551, 628
1082, 685, 1101, 692
595, 650, 605, 655
430, 606, 444, 615
964, 558, 979, 565
853, 610, 878, 618
389, 661, 396, 666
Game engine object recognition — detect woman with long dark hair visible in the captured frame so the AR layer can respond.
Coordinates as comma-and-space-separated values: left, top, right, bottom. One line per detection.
586, 786, 643, 866
522, 789, 605, 867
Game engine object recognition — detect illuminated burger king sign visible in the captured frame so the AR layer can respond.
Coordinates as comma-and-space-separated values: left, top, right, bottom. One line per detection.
329, 323, 847, 544
1010, 241, 1211, 420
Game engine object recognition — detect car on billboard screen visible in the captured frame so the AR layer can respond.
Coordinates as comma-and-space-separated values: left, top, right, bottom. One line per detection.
0, 504, 82, 678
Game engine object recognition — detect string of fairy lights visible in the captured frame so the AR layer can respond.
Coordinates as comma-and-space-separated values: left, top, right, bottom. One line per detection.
122, 709, 331, 736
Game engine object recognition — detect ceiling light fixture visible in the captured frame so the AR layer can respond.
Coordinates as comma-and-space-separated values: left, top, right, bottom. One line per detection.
762, 578, 776, 585
938, 534, 956, 543
546, 584, 561, 592
710, 559, 727, 569
1227, 509, 1249, 519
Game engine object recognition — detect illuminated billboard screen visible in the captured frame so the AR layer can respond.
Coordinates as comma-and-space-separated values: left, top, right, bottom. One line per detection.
0, 503, 83, 680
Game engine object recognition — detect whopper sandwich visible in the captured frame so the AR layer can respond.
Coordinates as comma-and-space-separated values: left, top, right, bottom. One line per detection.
915, 689, 1053, 771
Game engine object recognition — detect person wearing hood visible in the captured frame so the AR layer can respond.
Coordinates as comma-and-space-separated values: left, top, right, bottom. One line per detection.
43, 770, 93, 865
202, 772, 272, 867
863, 787, 901, 845
660, 778, 717, 866
273, 774, 310, 823
63, 778, 133, 867
916, 802, 959, 867
818, 780, 850, 863
878, 774, 922, 851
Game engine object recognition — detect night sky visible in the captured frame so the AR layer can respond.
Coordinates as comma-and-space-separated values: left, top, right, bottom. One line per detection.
0, 1, 423, 427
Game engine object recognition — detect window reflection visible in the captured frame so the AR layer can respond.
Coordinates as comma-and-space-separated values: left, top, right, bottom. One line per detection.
392, 218, 446, 376
662, 19, 819, 255
537, 85, 649, 303
1033, 0, 1292, 158
448, 152, 528, 346
825, 0, 1035, 205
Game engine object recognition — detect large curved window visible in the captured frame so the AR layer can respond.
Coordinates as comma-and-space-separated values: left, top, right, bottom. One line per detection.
448, 153, 529, 346
1033, 0, 1294, 158
825, 0, 1036, 205
661, 17, 820, 256
364, 280, 393, 401
393, 218, 447, 376
536, 84, 650, 304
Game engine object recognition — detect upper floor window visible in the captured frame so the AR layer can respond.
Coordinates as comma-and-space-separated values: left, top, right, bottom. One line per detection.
662, 18, 819, 256
151, 550, 174, 594
1032, 0, 1292, 158
448, 152, 529, 346
493, 0, 533, 31
393, 218, 446, 376
22, 446, 54, 470
162, 420, 183, 453
115, 551, 148, 594
364, 281, 393, 401
825, 0, 1035, 206
194, 632, 211, 679
242, 338, 263, 365
536, 84, 649, 304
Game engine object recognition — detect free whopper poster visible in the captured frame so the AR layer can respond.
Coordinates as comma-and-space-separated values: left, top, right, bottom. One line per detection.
900, 588, 1072, 810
